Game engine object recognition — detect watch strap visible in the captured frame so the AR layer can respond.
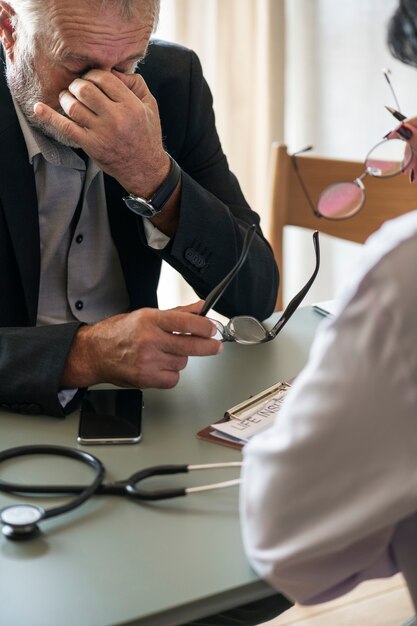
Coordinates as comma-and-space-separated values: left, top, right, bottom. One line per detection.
123, 156, 181, 217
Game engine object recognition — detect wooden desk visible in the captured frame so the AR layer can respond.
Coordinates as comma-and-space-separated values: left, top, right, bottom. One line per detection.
0, 307, 323, 626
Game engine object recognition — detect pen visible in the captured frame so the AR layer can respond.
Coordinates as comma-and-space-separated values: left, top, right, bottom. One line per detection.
385, 105, 407, 122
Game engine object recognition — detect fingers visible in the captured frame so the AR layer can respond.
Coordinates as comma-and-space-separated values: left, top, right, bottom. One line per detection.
78, 69, 150, 104
66, 78, 108, 115
33, 101, 86, 144
170, 300, 205, 315
112, 69, 152, 102
384, 122, 417, 185
34, 67, 166, 196
158, 309, 217, 339
78, 70, 126, 103
140, 354, 188, 390
57, 72, 139, 123
404, 115, 417, 128
33, 69, 148, 137
164, 354, 189, 372
396, 124, 414, 141
64, 309, 223, 391
157, 309, 222, 357
163, 333, 222, 358
386, 121, 417, 150
58, 88, 97, 127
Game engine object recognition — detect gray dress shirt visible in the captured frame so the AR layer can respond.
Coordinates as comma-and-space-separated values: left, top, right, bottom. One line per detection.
14, 103, 131, 326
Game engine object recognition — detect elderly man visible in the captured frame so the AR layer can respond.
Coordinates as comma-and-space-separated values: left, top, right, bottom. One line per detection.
0, 0, 278, 417
0, 2, 289, 625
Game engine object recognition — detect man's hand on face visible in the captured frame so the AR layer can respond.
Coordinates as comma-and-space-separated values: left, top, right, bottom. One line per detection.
33, 70, 170, 199
61, 301, 223, 391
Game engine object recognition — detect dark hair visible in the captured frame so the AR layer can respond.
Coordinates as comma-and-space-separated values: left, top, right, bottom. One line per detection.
388, 0, 417, 68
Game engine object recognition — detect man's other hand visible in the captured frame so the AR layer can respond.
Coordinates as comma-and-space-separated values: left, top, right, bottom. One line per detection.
61, 302, 223, 390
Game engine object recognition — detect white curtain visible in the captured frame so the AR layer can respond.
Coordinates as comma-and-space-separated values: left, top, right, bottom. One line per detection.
155, 0, 417, 309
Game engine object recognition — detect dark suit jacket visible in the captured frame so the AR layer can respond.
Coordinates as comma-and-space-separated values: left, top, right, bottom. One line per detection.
0, 39, 279, 416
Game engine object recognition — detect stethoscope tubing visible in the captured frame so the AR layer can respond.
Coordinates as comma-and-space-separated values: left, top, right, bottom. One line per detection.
0, 448, 242, 501
0, 445, 105, 520
0, 446, 241, 539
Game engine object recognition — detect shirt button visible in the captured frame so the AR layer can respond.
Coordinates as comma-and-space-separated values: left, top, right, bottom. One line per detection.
75, 300, 84, 311
76, 234, 84, 244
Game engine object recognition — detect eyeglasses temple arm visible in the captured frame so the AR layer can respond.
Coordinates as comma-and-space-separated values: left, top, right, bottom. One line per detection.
199, 224, 257, 317
291, 147, 322, 219
268, 230, 320, 338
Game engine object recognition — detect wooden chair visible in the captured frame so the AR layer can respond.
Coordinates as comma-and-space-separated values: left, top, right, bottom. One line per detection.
268, 143, 417, 310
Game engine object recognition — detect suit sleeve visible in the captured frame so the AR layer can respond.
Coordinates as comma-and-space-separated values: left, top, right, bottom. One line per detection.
0, 322, 84, 417
139, 43, 279, 320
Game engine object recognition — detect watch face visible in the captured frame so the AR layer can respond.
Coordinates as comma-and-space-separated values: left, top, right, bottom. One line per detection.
123, 196, 159, 218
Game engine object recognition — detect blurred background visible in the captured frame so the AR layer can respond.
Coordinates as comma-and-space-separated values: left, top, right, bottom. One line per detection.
154, 0, 417, 310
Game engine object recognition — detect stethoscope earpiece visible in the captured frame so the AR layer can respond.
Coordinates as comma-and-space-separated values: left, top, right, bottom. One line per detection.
0, 504, 44, 540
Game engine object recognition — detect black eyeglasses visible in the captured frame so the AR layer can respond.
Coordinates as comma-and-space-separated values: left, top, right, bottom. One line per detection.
200, 225, 320, 344
292, 70, 414, 220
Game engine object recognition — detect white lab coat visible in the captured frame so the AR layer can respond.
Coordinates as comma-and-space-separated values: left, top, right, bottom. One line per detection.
240, 210, 417, 609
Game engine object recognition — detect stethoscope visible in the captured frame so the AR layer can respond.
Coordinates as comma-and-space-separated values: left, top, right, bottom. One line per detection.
0, 445, 242, 540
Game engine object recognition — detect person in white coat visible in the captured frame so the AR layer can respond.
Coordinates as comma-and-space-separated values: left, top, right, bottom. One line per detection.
240, 1, 417, 619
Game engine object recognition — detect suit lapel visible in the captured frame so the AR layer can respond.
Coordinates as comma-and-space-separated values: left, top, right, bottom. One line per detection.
0, 59, 40, 324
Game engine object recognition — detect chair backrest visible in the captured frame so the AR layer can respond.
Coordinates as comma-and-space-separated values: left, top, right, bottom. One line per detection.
268, 143, 417, 310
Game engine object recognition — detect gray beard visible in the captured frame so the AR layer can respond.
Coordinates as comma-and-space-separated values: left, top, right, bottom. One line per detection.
6, 53, 79, 148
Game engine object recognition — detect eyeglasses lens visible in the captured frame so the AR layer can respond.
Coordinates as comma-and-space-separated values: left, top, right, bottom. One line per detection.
365, 138, 412, 177
227, 316, 268, 344
317, 182, 364, 219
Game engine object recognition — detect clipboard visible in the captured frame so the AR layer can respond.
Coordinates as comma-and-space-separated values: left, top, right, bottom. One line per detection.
196, 381, 291, 449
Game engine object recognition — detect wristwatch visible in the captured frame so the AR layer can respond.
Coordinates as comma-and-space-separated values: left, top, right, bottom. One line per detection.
123, 156, 181, 218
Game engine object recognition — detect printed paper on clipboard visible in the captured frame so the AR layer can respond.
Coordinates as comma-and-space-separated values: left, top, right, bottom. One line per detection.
196, 382, 291, 449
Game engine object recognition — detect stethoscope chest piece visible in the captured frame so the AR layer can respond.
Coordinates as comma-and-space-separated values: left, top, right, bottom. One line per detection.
0, 504, 45, 540
0, 444, 105, 541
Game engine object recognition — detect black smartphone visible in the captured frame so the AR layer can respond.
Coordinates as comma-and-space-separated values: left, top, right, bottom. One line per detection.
77, 389, 143, 445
